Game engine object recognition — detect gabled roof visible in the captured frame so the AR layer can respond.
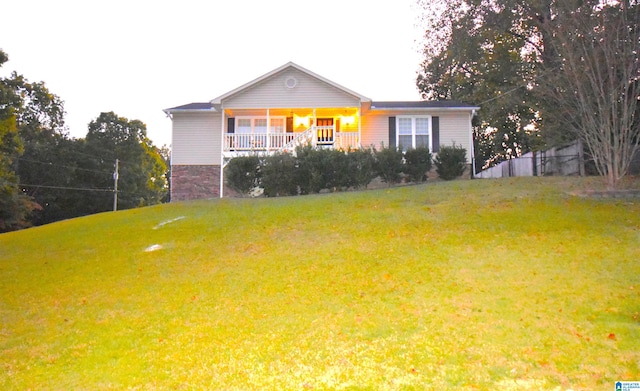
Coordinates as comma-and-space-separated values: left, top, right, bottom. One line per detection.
163, 102, 215, 114
210, 61, 371, 105
371, 101, 480, 110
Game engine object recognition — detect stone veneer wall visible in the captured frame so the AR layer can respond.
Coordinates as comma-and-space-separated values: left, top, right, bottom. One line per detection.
171, 165, 221, 201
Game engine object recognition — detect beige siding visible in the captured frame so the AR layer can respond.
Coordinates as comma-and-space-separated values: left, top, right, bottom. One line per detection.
361, 113, 390, 149
223, 68, 360, 109
361, 110, 473, 162
171, 112, 221, 165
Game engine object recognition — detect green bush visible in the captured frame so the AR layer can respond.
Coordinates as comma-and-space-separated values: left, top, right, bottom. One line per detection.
374, 146, 404, 185
403, 147, 432, 183
434, 144, 467, 180
225, 155, 261, 195
346, 148, 376, 189
261, 152, 299, 196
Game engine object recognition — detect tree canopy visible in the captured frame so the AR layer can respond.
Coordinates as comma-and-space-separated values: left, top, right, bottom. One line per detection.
417, 0, 640, 188
0, 49, 168, 231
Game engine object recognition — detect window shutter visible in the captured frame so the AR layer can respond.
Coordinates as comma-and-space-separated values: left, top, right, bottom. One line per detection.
388, 117, 396, 148
432, 116, 440, 152
227, 117, 235, 134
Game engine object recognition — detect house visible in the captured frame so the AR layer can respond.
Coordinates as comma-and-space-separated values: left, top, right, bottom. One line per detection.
164, 62, 479, 200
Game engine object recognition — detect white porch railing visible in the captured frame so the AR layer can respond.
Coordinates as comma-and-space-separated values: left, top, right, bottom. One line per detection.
335, 132, 359, 150
225, 133, 297, 151
223, 127, 360, 154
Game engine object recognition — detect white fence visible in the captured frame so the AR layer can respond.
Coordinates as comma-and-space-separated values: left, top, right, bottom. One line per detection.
476, 140, 585, 179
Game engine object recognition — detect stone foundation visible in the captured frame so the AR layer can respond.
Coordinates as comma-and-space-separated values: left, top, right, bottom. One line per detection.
171, 165, 221, 201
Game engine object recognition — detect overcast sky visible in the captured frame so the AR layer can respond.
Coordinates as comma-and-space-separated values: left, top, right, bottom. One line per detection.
1, 0, 427, 147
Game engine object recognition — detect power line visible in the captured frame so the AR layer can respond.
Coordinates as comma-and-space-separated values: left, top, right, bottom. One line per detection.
19, 184, 116, 192
16, 157, 113, 175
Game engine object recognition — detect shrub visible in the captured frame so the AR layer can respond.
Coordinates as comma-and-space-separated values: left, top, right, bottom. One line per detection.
225, 155, 261, 195
434, 143, 467, 180
403, 147, 432, 183
346, 148, 376, 189
261, 152, 299, 196
374, 146, 404, 185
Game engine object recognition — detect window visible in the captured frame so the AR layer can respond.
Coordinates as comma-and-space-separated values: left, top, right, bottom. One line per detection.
236, 116, 285, 133
397, 116, 430, 151
270, 118, 285, 133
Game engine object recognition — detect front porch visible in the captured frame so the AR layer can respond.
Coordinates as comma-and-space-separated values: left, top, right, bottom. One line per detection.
222, 107, 361, 158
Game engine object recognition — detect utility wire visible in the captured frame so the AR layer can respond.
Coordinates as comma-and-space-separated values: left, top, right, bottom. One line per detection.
19, 184, 117, 192
16, 157, 114, 175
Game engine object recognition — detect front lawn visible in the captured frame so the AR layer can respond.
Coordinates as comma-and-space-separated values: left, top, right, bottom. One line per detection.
0, 177, 638, 390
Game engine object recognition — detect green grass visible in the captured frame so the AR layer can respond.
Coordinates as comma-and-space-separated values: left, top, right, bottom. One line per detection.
1, 177, 639, 390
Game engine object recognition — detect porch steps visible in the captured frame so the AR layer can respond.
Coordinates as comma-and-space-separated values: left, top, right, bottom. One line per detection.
279, 127, 314, 153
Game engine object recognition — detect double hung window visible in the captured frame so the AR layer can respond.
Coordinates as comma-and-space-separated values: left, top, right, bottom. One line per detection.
397, 116, 430, 151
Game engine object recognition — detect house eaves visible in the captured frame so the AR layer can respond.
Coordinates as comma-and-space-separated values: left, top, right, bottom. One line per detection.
371, 101, 480, 111
163, 102, 217, 115
210, 62, 372, 106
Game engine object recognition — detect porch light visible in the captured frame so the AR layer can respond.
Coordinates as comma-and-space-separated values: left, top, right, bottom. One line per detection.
295, 116, 309, 127
342, 115, 355, 126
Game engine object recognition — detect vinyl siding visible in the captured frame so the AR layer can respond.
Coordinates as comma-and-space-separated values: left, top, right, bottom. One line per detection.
223, 68, 360, 109
171, 112, 221, 165
361, 110, 473, 162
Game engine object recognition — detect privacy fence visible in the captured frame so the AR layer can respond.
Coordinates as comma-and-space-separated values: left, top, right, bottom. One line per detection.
476, 141, 585, 179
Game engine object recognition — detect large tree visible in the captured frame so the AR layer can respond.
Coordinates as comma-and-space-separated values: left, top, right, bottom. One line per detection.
0, 49, 39, 231
417, 0, 549, 171
417, 0, 640, 188
539, 1, 640, 189
81, 112, 168, 213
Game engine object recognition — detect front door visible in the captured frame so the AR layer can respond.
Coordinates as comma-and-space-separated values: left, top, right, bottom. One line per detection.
316, 118, 334, 144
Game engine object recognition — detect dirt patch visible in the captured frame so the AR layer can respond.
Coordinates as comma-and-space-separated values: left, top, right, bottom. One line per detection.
569, 189, 640, 199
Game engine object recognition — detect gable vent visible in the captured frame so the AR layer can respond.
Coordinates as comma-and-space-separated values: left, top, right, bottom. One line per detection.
284, 77, 297, 89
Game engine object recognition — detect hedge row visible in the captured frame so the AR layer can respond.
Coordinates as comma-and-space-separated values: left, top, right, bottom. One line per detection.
225, 144, 466, 197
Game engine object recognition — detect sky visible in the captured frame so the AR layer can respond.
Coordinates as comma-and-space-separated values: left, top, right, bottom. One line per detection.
1, 0, 428, 148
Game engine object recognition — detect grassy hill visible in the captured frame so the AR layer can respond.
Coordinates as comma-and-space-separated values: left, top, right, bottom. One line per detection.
1, 177, 638, 390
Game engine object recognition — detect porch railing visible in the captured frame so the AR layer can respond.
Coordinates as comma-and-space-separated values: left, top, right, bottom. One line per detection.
225, 133, 297, 151
223, 128, 360, 153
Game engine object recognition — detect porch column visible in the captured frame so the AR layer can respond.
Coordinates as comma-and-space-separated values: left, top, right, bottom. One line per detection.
357, 104, 361, 148
220, 106, 225, 198
312, 108, 317, 147
266, 108, 270, 150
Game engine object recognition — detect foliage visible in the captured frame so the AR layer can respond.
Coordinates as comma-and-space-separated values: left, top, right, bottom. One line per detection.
434, 143, 467, 180
346, 147, 376, 189
225, 155, 261, 195
1, 177, 638, 389
416, 0, 640, 188
374, 145, 404, 185
416, 0, 546, 169
537, 1, 640, 190
81, 112, 168, 211
403, 146, 432, 183
0, 49, 39, 231
261, 152, 299, 197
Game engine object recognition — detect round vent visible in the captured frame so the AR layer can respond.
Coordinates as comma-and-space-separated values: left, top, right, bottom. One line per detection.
285, 77, 297, 89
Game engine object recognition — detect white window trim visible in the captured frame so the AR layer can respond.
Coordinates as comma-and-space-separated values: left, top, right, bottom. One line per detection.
236, 116, 286, 133
396, 115, 431, 151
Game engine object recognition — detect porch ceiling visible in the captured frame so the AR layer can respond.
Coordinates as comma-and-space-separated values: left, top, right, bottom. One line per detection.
224, 107, 359, 117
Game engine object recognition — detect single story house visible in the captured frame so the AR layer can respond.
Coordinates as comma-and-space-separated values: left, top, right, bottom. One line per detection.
164, 62, 478, 200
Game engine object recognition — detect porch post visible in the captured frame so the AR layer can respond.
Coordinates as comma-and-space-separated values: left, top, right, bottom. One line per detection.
357, 104, 361, 148
312, 108, 317, 147
220, 106, 225, 198
266, 108, 270, 151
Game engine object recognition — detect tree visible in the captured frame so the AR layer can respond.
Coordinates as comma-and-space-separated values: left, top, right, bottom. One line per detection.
416, 0, 547, 170
0, 49, 39, 231
81, 112, 168, 212
538, 1, 640, 189
417, 0, 640, 188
